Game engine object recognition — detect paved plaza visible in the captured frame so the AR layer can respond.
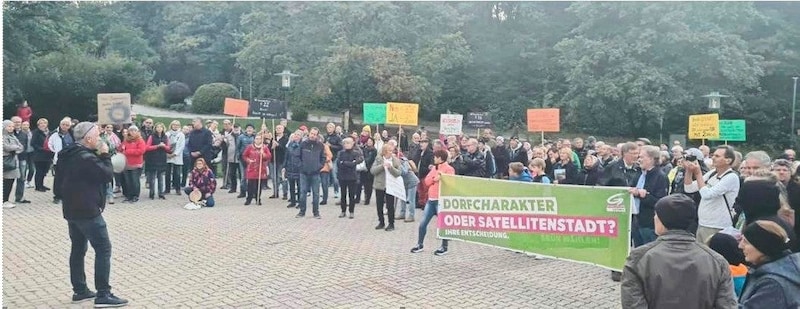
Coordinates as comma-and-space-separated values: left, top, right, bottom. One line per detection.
3, 179, 622, 308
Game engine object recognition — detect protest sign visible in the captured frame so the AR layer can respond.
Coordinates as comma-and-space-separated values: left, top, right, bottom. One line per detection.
97, 93, 132, 125
386, 102, 419, 126
467, 112, 492, 128
249, 98, 287, 119
526, 108, 560, 132
709, 119, 746, 142
688, 113, 720, 139
385, 167, 407, 202
438, 174, 632, 271
223, 98, 249, 117
439, 114, 463, 135
362, 103, 387, 124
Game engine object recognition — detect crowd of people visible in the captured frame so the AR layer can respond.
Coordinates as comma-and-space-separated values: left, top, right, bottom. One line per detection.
3, 110, 800, 308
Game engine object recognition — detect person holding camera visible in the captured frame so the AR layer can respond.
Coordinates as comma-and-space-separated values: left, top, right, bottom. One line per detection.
684, 146, 740, 244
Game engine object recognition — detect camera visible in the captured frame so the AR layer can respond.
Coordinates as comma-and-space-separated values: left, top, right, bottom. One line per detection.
685, 154, 697, 162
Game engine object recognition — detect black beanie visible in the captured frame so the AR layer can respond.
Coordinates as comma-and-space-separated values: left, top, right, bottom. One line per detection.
708, 233, 745, 265
655, 194, 698, 232
742, 221, 791, 260
737, 179, 781, 220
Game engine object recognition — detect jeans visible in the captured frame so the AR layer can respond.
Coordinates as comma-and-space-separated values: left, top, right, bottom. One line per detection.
15, 159, 27, 201
34, 160, 51, 190
417, 200, 449, 249
26, 156, 34, 182
271, 162, 284, 196
330, 162, 340, 194
631, 215, 644, 248
182, 187, 216, 207
68, 215, 112, 295
339, 180, 358, 213
122, 168, 142, 200
639, 227, 657, 245
299, 174, 321, 216
239, 161, 248, 193
375, 189, 396, 226
165, 163, 183, 193
146, 168, 165, 197
106, 181, 113, 199
320, 172, 331, 202
226, 162, 239, 192
398, 185, 418, 219
287, 177, 299, 205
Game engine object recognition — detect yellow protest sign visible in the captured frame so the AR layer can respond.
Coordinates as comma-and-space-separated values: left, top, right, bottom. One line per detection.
688, 113, 720, 139
386, 102, 419, 126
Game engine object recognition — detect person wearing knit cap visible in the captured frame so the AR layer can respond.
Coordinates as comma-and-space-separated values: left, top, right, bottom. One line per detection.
708, 233, 748, 297
736, 177, 798, 252
737, 220, 800, 308
621, 194, 737, 309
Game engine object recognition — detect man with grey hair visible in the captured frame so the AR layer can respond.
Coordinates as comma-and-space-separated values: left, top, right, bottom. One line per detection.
630, 145, 669, 244
54, 122, 128, 307
49, 117, 75, 204
453, 138, 487, 177
741, 151, 771, 179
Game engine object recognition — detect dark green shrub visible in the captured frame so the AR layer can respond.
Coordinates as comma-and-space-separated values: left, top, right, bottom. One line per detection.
191, 83, 237, 114
291, 107, 309, 122
164, 81, 192, 105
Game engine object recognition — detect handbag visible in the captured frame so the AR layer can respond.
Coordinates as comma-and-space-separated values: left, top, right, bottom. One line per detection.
3, 155, 17, 171
356, 161, 367, 172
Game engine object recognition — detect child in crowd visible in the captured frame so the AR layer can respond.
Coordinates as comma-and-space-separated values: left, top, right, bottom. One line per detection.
508, 162, 532, 182
707, 232, 747, 297
528, 158, 551, 184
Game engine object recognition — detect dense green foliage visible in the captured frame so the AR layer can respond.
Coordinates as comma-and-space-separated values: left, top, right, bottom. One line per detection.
3, 2, 799, 148
191, 83, 238, 114
164, 81, 192, 105
137, 82, 167, 107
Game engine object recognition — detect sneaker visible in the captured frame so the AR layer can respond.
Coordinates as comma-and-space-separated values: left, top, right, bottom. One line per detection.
286, 203, 296, 208
25, 182, 33, 188
94, 293, 128, 307
348, 213, 354, 219
236, 193, 246, 199
338, 212, 346, 218
434, 247, 448, 256
295, 213, 305, 218
385, 225, 395, 232
282, 196, 288, 200
52, 199, 61, 204
15, 199, 31, 204
334, 192, 340, 199
374, 223, 385, 230
320, 201, 327, 205
313, 215, 321, 219
72, 290, 96, 303
3, 202, 16, 209
404, 218, 415, 223
227, 189, 236, 194
107, 196, 115, 205
410, 245, 424, 253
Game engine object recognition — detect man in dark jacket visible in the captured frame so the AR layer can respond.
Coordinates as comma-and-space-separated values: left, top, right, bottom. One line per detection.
453, 138, 488, 178
270, 124, 289, 199
507, 137, 528, 167
631, 145, 670, 245
54, 122, 128, 307
187, 118, 214, 170
491, 136, 509, 179
598, 141, 642, 282
297, 127, 326, 218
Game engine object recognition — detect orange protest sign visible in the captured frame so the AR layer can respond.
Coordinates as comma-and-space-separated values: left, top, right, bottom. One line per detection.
223, 98, 249, 117
386, 102, 419, 126
527, 108, 560, 132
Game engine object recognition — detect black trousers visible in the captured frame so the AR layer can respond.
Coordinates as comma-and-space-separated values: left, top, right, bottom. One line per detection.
26, 157, 34, 182
287, 177, 299, 204
375, 189, 395, 226
246, 179, 265, 201
3, 180, 13, 202
34, 160, 51, 190
165, 163, 183, 193
226, 162, 239, 190
358, 171, 373, 202
339, 180, 358, 213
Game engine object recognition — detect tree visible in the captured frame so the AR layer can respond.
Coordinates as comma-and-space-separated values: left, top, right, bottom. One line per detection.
164, 81, 192, 105
192, 83, 238, 114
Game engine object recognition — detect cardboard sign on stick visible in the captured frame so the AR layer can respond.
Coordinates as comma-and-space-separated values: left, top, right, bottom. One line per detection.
223, 98, 249, 117
97, 93, 132, 125
363, 103, 387, 124
386, 102, 419, 126
526, 108, 560, 132
439, 114, 463, 135
688, 114, 720, 139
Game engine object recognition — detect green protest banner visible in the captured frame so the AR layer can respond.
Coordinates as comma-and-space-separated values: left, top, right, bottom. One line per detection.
709, 119, 746, 142
362, 103, 387, 124
438, 174, 632, 271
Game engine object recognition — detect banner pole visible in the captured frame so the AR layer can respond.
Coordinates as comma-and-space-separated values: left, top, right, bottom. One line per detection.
257, 117, 265, 203
541, 131, 545, 147
702, 138, 705, 146
725, 140, 728, 145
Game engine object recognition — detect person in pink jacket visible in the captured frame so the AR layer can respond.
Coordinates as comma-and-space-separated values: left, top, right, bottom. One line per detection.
410, 149, 455, 256
117, 126, 147, 203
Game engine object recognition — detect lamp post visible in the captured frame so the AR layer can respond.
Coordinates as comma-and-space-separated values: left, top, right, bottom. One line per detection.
274, 69, 300, 118
792, 77, 798, 146
702, 91, 728, 110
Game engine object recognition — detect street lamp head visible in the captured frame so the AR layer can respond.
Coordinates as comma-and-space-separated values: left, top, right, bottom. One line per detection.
702, 91, 728, 109
274, 69, 301, 89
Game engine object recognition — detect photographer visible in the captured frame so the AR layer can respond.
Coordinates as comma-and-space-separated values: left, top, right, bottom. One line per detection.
668, 148, 708, 206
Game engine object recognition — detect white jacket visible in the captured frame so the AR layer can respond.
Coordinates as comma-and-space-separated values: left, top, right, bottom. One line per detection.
166, 130, 185, 165
48, 132, 64, 165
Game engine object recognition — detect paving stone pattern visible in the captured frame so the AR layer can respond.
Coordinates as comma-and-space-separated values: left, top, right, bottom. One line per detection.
3, 179, 621, 308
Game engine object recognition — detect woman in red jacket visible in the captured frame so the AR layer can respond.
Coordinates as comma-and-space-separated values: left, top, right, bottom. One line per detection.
242, 133, 272, 205
410, 149, 455, 256
118, 125, 147, 203
16, 101, 32, 123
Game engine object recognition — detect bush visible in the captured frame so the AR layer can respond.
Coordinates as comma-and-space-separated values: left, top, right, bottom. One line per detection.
168, 103, 188, 112
164, 81, 192, 105
291, 107, 309, 122
137, 82, 167, 107
191, 83, 237, 114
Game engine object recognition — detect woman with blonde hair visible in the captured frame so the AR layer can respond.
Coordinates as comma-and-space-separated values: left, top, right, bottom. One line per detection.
552, 147, 577, 184
144, 122, 171, 200
370, 143, 402, 231
118, 126, 147, 203
738, 220, 800, 307
166, 120, 185, 195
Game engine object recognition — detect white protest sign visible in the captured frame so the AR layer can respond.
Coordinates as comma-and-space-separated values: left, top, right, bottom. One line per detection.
439, 114, 463, 135
385, 166, 407, 202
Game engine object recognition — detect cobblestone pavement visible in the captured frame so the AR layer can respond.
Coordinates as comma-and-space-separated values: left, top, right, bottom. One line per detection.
3, 179, 621, 308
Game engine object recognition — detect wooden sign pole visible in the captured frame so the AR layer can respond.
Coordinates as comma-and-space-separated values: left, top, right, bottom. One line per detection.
257, 117, 266, 203
541, 131, 545, 147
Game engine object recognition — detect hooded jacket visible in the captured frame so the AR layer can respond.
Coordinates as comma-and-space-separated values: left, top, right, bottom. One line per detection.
283, 140, 303, 179
54, 144, 113, 220
738, 253, 800, 308
509, 168, 533, 182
